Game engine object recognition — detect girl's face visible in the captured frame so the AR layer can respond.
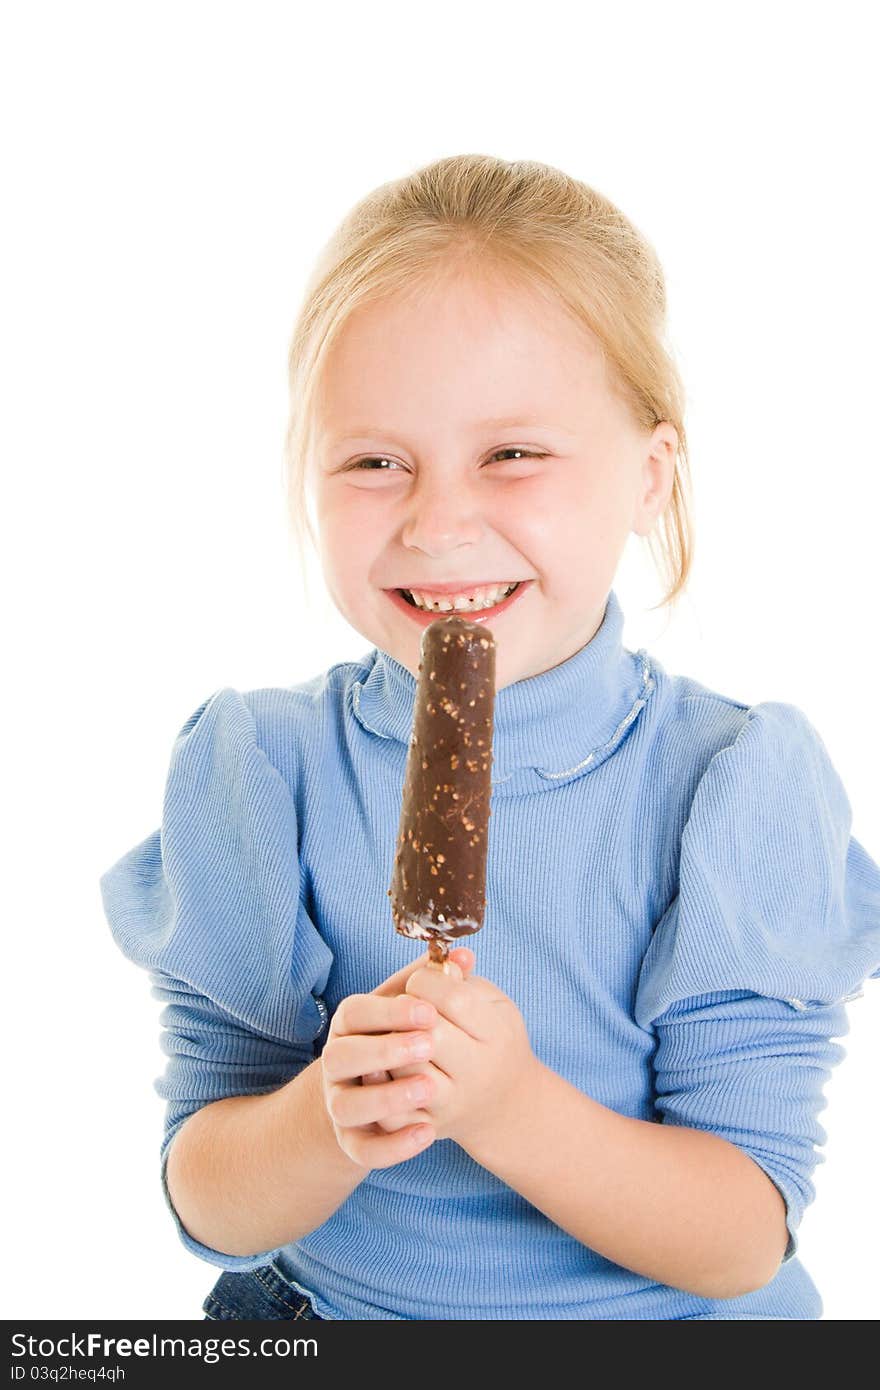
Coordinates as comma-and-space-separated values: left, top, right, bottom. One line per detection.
308, 266, 676, 690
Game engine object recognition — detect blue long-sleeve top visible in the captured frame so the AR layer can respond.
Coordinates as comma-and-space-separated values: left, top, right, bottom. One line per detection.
99, 589, 880, 1320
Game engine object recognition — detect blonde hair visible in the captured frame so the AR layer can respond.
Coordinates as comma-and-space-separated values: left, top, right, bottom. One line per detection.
283, 153, 694, 612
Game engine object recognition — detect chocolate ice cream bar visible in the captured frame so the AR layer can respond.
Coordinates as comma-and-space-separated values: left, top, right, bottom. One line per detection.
388, 616, 496, 966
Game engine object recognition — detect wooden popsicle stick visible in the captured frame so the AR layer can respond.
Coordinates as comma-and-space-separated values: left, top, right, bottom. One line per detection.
426, 937, 452, 972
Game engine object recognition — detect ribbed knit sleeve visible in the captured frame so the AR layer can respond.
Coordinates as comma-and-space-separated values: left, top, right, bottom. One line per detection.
634, 701, 880, 1265
99, 688, 334, 1271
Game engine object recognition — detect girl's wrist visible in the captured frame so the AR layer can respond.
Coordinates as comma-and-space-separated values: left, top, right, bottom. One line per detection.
456, 1055, 547, 1166
282, 1058, 372, 1178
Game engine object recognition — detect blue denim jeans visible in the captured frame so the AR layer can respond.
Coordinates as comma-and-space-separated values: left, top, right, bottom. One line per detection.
203, 1261, 325, 1320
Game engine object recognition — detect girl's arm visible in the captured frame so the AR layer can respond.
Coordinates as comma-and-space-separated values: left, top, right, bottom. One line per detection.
400, 967, 791, 1302
462, 1059, 788, 1300
166, 967, 445, 1260
165, 1058, 368, 1258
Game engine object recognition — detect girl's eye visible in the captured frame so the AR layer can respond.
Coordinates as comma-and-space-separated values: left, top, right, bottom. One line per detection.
348, 455, 403, 471
347, 447, 545, 470
489, 448, 543, 463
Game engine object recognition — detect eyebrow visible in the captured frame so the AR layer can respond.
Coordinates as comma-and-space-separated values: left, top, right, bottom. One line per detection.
327, 416, 569, 445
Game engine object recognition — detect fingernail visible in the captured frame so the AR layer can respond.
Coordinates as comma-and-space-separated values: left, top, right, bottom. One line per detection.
409, 1036, 432, 1059
412, 1004, 434, 1025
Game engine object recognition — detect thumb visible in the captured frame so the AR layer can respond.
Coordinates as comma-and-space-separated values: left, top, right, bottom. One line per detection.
372, 950, 433, 998
431, 958, 464, 982
406, 953, 467, 989
416, 946, 475, 982
448, 946, 476, 979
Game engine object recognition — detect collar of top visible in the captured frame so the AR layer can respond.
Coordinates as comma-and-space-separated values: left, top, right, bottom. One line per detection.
349, 588, 657, 795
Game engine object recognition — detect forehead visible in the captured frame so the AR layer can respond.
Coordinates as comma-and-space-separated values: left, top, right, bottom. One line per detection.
313, 268, 609, 439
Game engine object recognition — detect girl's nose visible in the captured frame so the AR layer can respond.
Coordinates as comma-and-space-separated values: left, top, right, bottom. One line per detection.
400, 477, 484, 557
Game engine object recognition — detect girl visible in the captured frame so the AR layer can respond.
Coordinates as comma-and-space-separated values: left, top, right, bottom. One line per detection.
100, 154, 880, 1321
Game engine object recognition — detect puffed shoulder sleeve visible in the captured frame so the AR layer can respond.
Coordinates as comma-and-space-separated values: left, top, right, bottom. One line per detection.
634, 701, 880, 1267
99, 688, 334, 1270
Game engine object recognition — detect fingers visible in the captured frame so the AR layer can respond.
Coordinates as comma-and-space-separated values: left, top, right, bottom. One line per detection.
448, 947, 476, 977
405, 966, 508, 1041
375, 1056, 436, 1126
371, 945, 475, 999
325, 1061, 438, 1168
372, 1060, 435, 1133
332, 991, 438, 1038
326, 1071, 435, 1129
338, 1121, 435, 1169
374, 1110, 425, 1134
371, 952, 435, 999
322, 970, 448, 1169
361, 1064, 433, 1132
322, 1028, 433, 1083
428, 958, 464, 981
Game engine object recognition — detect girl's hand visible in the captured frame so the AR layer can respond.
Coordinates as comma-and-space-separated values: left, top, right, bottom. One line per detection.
372, 954, 541, 1151
361, 948, 476, 1135
319, 951, 445, 1169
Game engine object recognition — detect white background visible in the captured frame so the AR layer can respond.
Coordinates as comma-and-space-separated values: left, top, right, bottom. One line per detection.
3, 0, 877, 1321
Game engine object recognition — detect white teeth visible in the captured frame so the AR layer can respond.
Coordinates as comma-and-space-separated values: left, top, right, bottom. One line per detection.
404, 582, 518, 612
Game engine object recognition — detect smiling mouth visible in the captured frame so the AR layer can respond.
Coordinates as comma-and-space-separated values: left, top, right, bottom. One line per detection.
397, 582, 522, 613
